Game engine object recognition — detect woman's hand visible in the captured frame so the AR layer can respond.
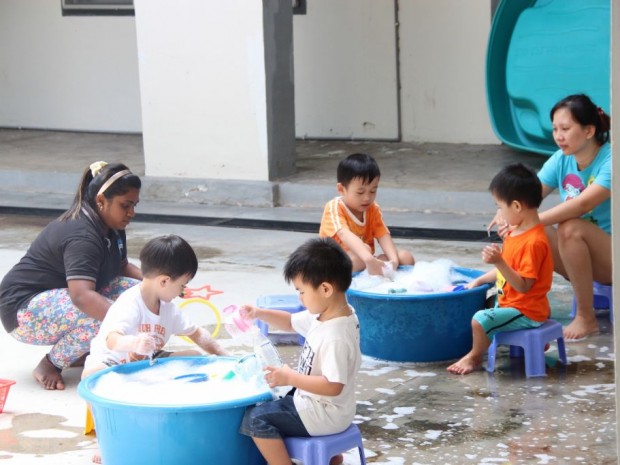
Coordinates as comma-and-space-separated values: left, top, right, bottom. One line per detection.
487, 210, 511, 240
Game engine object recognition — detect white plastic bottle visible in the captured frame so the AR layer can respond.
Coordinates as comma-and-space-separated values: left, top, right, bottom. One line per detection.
251, 326, 292, 399
253, 332, 284, 368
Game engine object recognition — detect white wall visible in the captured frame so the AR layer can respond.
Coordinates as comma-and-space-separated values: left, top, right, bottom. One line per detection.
134, 0, 295, 181
0, 0, 497, 144
293, 0, 399, 140
399, 0, 498, 143
0, 0, 141, 132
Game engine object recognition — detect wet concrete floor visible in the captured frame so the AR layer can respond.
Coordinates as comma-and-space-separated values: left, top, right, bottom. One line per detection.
0, 213, 615, 465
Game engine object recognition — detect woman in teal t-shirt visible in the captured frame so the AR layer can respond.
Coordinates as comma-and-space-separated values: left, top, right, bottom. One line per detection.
492, 94, 611, 341
538, 94, 611, 341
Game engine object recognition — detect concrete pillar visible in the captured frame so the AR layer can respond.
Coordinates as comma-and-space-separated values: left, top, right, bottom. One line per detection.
133, 0, 295, 181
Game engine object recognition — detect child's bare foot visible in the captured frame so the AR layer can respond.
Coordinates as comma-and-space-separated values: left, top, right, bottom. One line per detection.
446, 354, 482, 375
329, 453, 344, 465
563, 316, 599, 342
33, 354, 65, 390
92, 452, 101, 463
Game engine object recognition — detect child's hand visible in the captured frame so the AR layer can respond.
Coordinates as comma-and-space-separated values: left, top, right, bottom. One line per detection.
465, 280, 479, 290
264, 364, 292, 388
366, 257, 387, 276
481, 244, 502, 264
239, 304, 258, 320
134, 333, 158, 355
191, 327, 230, 356
207, 343, 231, 357
381, 261, 396, 280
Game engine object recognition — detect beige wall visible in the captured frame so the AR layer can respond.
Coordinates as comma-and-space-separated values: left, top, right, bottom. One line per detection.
0, 0, 141, 132
399, 0, 498, 144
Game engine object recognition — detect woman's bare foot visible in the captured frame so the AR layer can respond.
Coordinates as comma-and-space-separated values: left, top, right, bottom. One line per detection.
69, 351, 89, 368
329, 453, 344, 465
564, 316, 599, 341
92, 452, 101, 464
446, 354, 482, 375
33, 354, 65, 390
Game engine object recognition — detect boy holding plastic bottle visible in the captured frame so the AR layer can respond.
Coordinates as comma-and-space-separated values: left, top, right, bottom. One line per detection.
447, 163, 554, 375
239, 237, 361, 465
319, 153, 415, 275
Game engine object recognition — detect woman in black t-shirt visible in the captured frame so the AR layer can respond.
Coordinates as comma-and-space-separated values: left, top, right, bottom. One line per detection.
0, 161, 143, 390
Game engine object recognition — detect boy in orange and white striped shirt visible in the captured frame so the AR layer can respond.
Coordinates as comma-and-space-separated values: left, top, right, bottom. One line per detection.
319, 153, 415, 275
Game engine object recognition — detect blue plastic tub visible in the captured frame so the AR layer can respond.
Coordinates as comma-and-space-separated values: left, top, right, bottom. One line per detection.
486, 0, 610, 155
346, 267, 491, 363
256, 294, 306, 345
78, 357, 272, 465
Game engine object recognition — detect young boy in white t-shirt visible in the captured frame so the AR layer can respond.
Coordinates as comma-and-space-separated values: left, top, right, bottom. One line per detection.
82, 234, 227, 378
239, 237, 361, 465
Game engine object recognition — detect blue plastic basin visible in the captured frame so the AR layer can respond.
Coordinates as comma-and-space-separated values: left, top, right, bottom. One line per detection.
78, 356, 272, 465
346, 267, 491, 363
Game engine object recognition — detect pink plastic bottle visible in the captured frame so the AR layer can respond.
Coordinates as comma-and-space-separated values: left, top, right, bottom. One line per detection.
223, 305, 256, 342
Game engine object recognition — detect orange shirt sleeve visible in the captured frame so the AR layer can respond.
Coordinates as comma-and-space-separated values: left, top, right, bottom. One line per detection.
319, 198, 342, 238
319, 198, 348, 250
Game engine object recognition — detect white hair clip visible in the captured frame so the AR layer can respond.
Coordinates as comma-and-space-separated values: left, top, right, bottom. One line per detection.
90, 161, 108, 177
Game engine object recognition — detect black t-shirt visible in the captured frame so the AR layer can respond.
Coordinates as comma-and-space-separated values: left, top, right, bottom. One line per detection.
0, 212, 127, 332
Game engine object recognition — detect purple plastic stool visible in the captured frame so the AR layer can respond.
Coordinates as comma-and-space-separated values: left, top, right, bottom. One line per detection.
284, 423, 366, 465
256, 294, 306, 345
570, 282, 613, 323
486, 319, 567, 377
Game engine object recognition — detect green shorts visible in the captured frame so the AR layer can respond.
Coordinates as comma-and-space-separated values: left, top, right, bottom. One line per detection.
473, 306, 543, 340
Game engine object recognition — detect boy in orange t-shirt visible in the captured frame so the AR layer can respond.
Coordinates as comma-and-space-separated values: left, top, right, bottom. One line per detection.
319, 153, 415, 275
447, 163, 554, 375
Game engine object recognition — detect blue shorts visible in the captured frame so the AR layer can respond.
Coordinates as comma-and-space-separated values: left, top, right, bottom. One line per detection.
239, 392, 310, 439
473, 306, 543, 340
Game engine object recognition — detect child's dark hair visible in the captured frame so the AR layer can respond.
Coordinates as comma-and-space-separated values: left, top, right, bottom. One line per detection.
489, 163, 542, 209
550, 94, 610, 145
62, 162, 142, 221
337, 153, 381, 187
283, 238, 352, 292
139, 235, 198, 279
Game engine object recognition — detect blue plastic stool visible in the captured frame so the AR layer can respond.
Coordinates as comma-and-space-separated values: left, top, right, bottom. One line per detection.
486, 319, 567, 377
256, 294, 306, 345
570, 282, 613, 323
284, 423, 366, 465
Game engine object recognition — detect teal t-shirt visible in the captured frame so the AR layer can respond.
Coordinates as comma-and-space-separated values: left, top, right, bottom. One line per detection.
537, 143, 611, 234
